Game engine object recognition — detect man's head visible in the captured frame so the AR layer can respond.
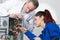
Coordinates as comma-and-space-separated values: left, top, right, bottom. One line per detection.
23, 0, 39, 13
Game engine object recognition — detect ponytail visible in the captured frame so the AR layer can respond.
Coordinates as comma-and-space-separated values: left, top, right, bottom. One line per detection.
35, 9, 56, 23
44, 9, 56, 23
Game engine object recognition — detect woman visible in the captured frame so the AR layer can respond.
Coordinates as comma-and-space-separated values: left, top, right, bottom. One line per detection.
17, 9, 60, 40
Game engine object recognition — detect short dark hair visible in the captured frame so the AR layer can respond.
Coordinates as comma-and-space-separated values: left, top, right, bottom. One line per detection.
35, 11, 46, 17
29, 0, 39, 9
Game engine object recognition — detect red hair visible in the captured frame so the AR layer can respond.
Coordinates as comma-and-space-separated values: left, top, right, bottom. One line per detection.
44, 9, 56, 23
35, 9, 56, 23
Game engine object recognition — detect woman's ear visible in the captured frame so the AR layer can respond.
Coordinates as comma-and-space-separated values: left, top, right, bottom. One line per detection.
41, 16, 44, 20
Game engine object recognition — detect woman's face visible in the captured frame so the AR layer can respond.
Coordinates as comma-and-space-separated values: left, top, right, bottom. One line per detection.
34, 16, 43, 27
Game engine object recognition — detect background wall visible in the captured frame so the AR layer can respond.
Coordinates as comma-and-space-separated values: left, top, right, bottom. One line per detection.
0, 0, 7, 3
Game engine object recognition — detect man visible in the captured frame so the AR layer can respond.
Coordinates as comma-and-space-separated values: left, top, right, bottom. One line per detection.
0, 0, 39, 40
0, 0, 39, 31
9, 0, 39, 40
8, 0, 39, 31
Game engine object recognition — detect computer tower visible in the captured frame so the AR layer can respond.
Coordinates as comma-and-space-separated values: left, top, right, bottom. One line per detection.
0, 16, 9, 40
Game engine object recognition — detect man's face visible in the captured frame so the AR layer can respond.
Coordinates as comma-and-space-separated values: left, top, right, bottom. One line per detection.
23, 2, 35, 13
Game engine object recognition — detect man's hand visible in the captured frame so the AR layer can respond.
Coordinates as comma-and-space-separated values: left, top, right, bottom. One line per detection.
8, 13, 17, 18
16, 13, 23, 18
8, 13, 23, 18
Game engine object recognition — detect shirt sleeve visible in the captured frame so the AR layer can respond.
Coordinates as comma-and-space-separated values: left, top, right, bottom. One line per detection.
25, 30, 36, 40
22, 18, 35, 32
39, 29, 50, 40
22, 12, 35, 32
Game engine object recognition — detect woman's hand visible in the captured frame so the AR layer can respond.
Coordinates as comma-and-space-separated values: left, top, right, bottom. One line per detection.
16, 25, 27, 33
34, 37, 41, 40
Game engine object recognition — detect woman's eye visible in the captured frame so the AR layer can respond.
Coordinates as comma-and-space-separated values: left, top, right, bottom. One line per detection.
34, 19, 36, 20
